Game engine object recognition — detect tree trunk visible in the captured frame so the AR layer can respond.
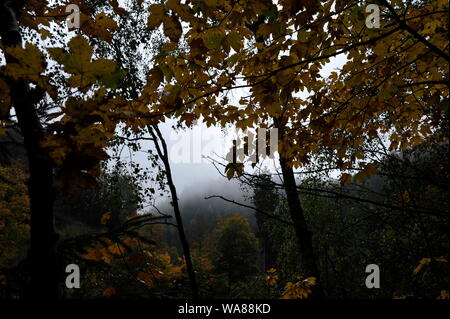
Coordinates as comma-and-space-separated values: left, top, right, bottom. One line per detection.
148, 125, 199, 298
0, 0, 58, 299
276, 122, 323, 298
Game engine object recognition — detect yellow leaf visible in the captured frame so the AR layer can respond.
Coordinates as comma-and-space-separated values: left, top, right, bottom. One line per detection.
107, 243, 123, 255
163, 15, 182, 42
101, 251, 114, 264
79, 12, 117, 43
40, 29, 52, 40
147, 66, 164, 90
204, 29, 225, 50
50, 36, 117, 89
180, 113, 196, 126
226, 31, 243, 52
5, 43, 46, 83
256, 23, 274, 40
412, 258, 431, 276
147, 4, 166, 30
264, 268, 279, 286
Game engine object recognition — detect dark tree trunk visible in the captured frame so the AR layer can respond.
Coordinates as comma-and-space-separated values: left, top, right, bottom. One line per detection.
279, 155, 323, 296
276, 122, 323, 298
148, 125, 199, 298
0, 0, 58, 299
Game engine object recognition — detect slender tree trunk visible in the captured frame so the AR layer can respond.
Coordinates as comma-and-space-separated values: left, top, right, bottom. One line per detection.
279, 157, 324, 296
276, 123, 324, 298
147, 125, 199, 298
0, 0, 58, 299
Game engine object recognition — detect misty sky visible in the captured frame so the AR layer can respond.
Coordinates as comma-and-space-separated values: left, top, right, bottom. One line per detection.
157, 55, 346, 195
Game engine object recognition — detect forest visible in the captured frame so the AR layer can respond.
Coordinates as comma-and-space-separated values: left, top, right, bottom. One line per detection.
0, 0, 448, 301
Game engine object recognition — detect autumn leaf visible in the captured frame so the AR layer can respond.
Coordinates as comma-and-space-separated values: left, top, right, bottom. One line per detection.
147, 4, 166, 30
100, 212, 111, 225
435, 257, 448, 263
137, 271, 154, 288
264, 268, 279, 286
102, 287, 116, 297
40, 29, 52, 40
81, 247, 103, 262
48, 36, 117, 89
81, 12, 118, 43
101, 251, 114, 264
4, 43, 55, 97
163, 15, 182, 42
5, 43, 46, 81
256, 24, 274, 40
147, 66, 164, 91
107, 243, 124, 256
180, 113, 196, 126
224, 163, 244, 180
413, 258, 431, 276
111, 0, 128, 17
204, 29, 225, 50
226, 31, 243, 52
281, 277, 316, 299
